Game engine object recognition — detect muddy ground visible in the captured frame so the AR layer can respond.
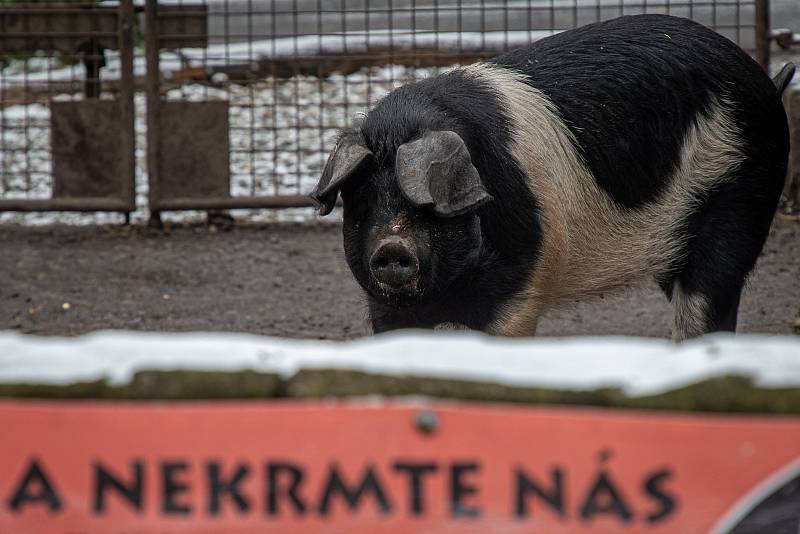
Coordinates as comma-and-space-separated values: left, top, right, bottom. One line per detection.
0, 217, 798, 339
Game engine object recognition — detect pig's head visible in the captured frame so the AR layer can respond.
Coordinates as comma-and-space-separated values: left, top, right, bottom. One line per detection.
310, 129, 492, 306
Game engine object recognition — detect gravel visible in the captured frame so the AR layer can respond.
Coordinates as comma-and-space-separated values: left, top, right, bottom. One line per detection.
0, 216, 797, 339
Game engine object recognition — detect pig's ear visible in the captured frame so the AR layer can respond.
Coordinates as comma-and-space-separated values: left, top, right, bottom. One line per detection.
395, 130, 492, 217
310, 132, 372, 216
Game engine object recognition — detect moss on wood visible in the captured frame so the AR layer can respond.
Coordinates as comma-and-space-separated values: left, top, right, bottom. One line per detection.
2, 369, 800, 414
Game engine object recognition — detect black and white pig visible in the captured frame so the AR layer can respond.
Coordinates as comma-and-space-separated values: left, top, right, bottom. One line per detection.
310, 14, 794, 340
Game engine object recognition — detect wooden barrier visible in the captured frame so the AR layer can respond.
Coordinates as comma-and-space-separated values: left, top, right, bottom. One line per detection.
1, 401, 799, 533
2, 332, 799, 531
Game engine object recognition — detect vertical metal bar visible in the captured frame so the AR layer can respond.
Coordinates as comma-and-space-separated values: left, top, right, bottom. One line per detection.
433, 0, 439, 60
0, 37, 7, 195
526, 0, 530, 48
249, 0, 256, 198
366, 0, 372, 108
292, 0, 300, 192
23, 9, 31, 197
316, 0, 324, 195
755, 0, 770, 71
503, 0, 509, 51
481, 0, 487, 51
270, 0, 279, 196
202, 0, 208, 102
735, 0, 741, 49
572, 0, 577, 29
145, 0, 162, 220
218, 0, 234, 220
45, 16, 55, 187
711, 0, 717, 33
119, 0, 136, 217
412, 0, 419, 83
223, 0, 233, 201
456, 0, 462, 53
389, 0, 396, 111
340, 0, 348, 144
786, 90, 800, 207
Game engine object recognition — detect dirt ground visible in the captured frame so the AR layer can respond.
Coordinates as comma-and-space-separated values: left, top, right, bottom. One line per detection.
0, 217, 798, 339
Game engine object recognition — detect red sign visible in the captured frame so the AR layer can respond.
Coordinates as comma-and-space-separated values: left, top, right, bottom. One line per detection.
1, 400, 799, 533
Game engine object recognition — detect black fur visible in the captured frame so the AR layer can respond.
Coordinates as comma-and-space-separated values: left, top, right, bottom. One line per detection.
339, 69, 542, 332
315, 14, 790, 337
493, 15, 784, 209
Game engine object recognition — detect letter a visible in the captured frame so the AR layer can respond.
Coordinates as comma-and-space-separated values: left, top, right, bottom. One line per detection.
7, 458, 63, 512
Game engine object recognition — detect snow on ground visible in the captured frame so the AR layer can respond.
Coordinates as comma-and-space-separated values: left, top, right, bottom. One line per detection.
1, 330, 799, 396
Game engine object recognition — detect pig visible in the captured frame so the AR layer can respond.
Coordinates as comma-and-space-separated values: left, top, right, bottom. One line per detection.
310, 14, 794, 340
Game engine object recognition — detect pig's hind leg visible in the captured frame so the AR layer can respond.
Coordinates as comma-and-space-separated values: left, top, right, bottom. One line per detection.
667, 278, 743, 341
662, 170, 780, 341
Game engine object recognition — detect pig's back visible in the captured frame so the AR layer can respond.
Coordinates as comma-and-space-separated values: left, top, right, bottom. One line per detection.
490, 14, 785, 210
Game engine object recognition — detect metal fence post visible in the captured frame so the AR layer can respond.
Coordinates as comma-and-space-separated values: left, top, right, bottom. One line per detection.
755, 0, 770, 71
785, 89, 800, 210
145, 0, 162, 226
119, 0, 136, 221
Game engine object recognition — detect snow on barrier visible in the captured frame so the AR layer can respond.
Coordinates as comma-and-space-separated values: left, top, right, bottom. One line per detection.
2, 330, 800, 394
1, 331, 800, 533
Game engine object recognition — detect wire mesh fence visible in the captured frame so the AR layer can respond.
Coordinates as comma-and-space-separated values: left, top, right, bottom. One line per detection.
0, 1, 136, 222
0, 0, 766, 223
172, 0, 760, 213
0, 3, 108, 195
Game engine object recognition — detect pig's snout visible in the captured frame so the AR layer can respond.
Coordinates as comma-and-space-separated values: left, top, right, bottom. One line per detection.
369, 237, 419, 292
